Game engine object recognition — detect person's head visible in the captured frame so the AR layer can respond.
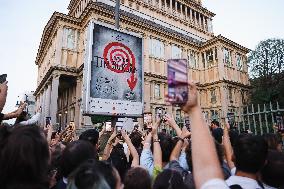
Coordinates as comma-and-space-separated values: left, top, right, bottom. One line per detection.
68, 159, 111, 189
14, 111, 29, 124
210, 120, 220, 129
129, 130, 142, 149
86, 160, 123, 189
261, 150, 284, 188
79, 129, 99, 149
0, 125, 49, 188
263, 133, 282, 152
158, 132, 174, 163
124, 167, 151, 189
233, 135, 268, 174
108, 143, 129, 181
153, 169, 187, 189
60, 140, 96, 178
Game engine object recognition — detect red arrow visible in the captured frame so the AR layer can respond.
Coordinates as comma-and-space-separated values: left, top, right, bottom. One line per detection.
127, 73, 137, 91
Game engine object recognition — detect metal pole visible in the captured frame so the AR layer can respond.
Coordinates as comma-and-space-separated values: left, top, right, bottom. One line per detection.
115, 0, 121, 29
258, 104, 263, 135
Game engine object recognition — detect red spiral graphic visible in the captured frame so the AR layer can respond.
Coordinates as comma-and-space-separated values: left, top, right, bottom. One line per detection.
103, 42, 136, 73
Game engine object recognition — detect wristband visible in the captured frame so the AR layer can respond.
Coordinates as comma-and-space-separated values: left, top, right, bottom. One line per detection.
177, 137, 184, 143
153, 139, 160, 143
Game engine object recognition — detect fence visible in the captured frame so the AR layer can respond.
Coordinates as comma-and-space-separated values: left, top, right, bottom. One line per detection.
233, 102, 284, 135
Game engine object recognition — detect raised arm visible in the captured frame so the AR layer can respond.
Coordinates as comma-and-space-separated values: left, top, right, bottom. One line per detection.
102, 131, 117, 160
0, 81, 8, 112
182, 82, 224, 189
152, 120, 162, 169
223, 119, 235, 169
164, 114, 182, 137
170, 126, 191, 161
3, 103, 27, 120
122, 130, 139, 167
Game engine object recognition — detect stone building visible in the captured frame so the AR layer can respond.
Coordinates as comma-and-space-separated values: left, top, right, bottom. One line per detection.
34, 0, 250, 127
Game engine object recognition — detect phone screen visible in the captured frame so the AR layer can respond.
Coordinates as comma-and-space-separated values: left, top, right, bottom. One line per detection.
167, 59, 188, 105
46, 117, 51, 125
0, 74, 7, 84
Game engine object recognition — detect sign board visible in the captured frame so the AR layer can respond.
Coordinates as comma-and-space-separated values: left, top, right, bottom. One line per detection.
83, 21, 143, 117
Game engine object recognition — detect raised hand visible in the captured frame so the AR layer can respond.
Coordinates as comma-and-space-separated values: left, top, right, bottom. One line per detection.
182, 81, 198, 113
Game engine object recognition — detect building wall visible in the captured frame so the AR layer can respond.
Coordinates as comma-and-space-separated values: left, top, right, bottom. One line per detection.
35, 0, 250, 127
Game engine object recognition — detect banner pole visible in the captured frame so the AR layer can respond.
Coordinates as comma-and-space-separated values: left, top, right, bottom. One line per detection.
115, 0, 121, 29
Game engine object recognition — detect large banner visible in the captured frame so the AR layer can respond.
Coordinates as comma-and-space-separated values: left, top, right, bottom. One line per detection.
83, 22, 143, 117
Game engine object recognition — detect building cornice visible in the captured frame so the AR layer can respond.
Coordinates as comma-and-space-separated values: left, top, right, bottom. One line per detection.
36, 2, 203, 66
35, 12, 81, 65
197, 79, 252, 89
201, 34, 251, 53
182, 0, 216, 18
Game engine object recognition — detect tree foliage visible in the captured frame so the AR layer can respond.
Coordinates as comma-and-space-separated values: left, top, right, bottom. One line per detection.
248, 38, 284, 106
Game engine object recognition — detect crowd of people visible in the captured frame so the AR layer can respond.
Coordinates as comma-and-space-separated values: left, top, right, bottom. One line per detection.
0, 80, 284, 189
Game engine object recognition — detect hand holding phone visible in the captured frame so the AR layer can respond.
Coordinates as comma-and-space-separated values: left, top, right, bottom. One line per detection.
167, 59, 188, 105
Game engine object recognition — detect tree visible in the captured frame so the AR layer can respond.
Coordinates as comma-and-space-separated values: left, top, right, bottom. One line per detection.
248, 38, 284, 105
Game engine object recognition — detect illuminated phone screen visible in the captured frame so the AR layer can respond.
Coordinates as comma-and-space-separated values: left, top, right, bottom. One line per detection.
167, 59, 188, 105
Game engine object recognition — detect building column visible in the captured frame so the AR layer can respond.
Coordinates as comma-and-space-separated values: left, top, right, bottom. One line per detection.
50, 75, 60, 125
164, 0, 167, 10
220, 84, 228, 119
207, 18, 213, 33
175, 0, 178, 13
194, 11, 197, 26
203, 16, 206, 30
213, 47, 216, 65
45, 83, 51, 117
170, 0, 173, 13
159, 0, 162, 8
74, 77, 82, 128
189, 8, 192, 22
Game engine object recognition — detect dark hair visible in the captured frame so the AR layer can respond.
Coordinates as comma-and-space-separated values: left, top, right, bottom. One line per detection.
14, 111, 28, 124
153, 169, 187, 189
211, 120, 220, 127
60, 140, 96, 177
158, 132, 174, 163
261, 150, 284, 188
124, 167, 151, 189
68, 159, 111, 189
0, 125, 49, 189
79, 129, 99, 146
95, 160, 120, 189
108, 143, 129, 181
263, 133, 281, 151
233, 135, 268, 174
129, 131, 142, 149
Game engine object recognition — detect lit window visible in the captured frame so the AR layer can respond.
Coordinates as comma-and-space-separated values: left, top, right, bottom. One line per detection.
236, 54, 243, 71
172, 45, 182, 59
150, 38, 165, 59
63, 28, 77, 50
154, 84, 161, 98
223, 48, 232, 66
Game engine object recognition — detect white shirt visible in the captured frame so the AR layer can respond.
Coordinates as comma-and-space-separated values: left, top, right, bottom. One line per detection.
201, 179, 229, 189
226, 176, 262, 189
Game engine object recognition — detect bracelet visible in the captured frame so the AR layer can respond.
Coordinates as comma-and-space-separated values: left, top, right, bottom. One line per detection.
153, 139, 160, 143
177, 137, 184, 143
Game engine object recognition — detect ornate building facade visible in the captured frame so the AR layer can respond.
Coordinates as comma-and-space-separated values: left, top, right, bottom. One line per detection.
34, 0, 250, 127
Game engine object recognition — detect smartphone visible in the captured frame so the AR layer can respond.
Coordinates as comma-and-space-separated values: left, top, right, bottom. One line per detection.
0, 74, 7, 84
167, 59, 188, 105
46, 117, 51, 126
184, 117, 191, 132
